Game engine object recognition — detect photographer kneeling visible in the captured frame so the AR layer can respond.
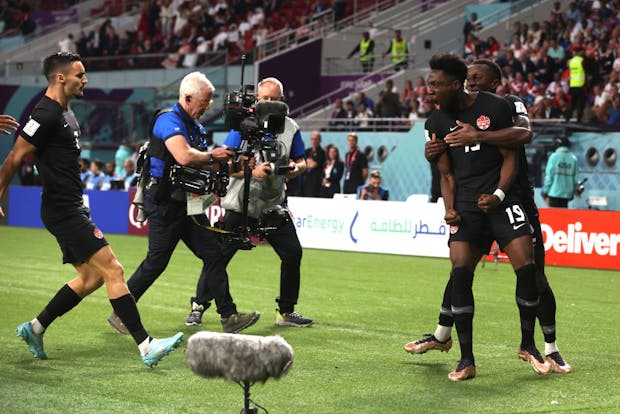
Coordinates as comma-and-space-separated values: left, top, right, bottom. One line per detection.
188, 77, 314, 328
108, 71, 260, 335
357, 170, 389, 201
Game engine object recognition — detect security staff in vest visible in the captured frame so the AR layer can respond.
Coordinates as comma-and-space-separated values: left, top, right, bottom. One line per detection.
189, 77, 315, 328
567, 47, 586, 123
348, 31, 375, 73
107, 71, 261, 335
542, 137, 578, 208
383, 29, 409, 70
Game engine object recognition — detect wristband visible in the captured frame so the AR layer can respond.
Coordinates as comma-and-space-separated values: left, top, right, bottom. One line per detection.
493, 188, 506, 202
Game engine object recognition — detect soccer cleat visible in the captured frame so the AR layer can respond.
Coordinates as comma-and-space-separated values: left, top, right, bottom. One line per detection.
518, 346, 552, 375
141, 333, 184, 368
221, 312, 260, 333
545, 351, 573, 374
448, 359, 476, 381
404, 334, 452, 354
275, 310, 314, 327
17, 322, 48, 360
107, 312, 129, 335
185, 302, 205, 326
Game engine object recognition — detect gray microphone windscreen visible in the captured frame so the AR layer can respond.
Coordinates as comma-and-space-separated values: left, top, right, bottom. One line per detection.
186, 331, 293, 383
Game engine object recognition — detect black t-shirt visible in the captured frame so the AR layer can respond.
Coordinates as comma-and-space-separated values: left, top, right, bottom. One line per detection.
425, 91, 514, 210
20, 96, 83, 213
343, 148, 368, 193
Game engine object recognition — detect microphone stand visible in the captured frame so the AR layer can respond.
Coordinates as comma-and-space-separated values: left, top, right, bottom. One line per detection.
240, 381, 258, 414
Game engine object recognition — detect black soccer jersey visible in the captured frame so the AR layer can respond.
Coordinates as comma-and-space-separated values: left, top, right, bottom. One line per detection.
20, 96, 83, 211
505, 94, 534, 200
424, 91, 514, 210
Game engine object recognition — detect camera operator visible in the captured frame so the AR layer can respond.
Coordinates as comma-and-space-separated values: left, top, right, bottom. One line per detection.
107, 71, 260, 335
358, 170, 389, 200
188, 77, 314, 328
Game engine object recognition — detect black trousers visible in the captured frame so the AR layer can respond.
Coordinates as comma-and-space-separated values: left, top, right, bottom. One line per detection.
127, 196, 236, 317
569, 86, 586, 122
548, 196, 569, 208
195, 210, 303, 313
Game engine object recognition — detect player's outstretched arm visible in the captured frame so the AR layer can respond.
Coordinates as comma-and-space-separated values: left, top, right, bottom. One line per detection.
0, 136, 36, 217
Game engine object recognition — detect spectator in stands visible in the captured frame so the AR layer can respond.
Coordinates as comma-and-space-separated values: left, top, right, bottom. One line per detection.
565, 2, 581, 24
550, 1, 564, 24
607, 93, 620, 126
383, 29, 408, 70
353, 91, 374, 111
535, 52, 557, 85
547, 37, 565, 64
344, 100, 357, 125
320, 144, 344, 198
463, 12, 482, 39
407, 100, 420, 124
101, 161, 120, 191
123, 159, 138, 190
58, 33, 76, 53
302, 131, 326, 197
357, 171, 388, 201
114, 140, 133, 177
20, 10, 36, 36
546, 72, 569, 95
401, 79, 415, 111
378, 79, 401, 118
102, 24, 120, 56
329, 98, 347, 128
159, 0, 175, 38
347, 31, 375, 73
356, 102, 374, 130
79, 158, 91, 187
85, 159, 105, 190
343, 132, 368, 194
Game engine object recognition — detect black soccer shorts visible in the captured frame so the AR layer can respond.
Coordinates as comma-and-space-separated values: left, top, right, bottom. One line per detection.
42, 206, 109, 264
449, 198, 532, 251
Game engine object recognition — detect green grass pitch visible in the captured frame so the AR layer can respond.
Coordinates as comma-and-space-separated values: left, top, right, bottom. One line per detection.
1, 226, 619, 413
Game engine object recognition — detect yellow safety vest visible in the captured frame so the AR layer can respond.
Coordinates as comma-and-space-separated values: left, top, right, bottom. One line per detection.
360, 39, 373, 62
391, 39, 408, 63
568, 55, 585, 87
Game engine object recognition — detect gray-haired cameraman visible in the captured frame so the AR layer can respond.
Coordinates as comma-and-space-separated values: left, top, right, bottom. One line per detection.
187, 77, 315, 328
108, 71, 260, 335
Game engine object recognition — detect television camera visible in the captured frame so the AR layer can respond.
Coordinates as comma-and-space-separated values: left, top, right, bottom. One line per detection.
219, 55, 294, 249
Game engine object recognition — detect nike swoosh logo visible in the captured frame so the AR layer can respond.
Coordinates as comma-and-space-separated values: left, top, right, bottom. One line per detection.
63, 123, 69, 128
449, 125, 460, 132
513, 223, 526, 230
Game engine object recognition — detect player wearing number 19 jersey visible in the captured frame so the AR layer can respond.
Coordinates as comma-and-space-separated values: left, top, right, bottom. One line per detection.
408, 54, 543, 381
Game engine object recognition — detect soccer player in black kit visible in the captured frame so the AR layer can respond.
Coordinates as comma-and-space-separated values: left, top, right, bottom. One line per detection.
0, 52, 183, 367
412, 54, 543, 381
409, 59, 572, 374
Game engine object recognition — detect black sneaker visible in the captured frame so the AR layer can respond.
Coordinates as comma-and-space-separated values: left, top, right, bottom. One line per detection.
276, 310, 314, 327
221, 312, 260, 333
185, 302, 205, 326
